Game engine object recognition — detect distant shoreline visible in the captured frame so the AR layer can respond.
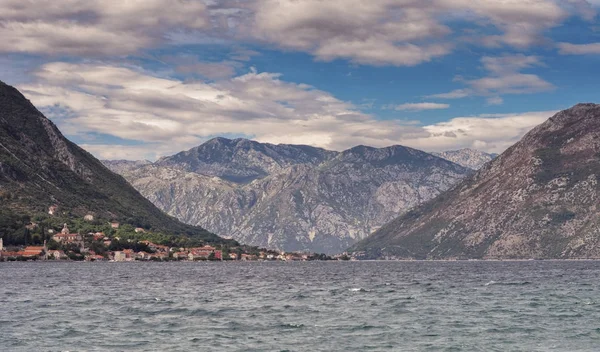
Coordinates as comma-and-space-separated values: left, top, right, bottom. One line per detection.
4, 258, 600, 263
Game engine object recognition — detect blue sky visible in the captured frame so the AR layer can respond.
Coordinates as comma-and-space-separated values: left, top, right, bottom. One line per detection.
1, 0, 599, 160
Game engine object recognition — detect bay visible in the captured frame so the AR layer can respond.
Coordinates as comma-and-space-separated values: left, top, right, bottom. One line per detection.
2, 261, 600, 351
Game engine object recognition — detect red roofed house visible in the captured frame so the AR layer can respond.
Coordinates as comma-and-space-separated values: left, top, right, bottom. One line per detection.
21, 246, 45, 258
189, 246, 222, 260
1, 251, 21, 259
154, 252, 169, 260
141, 241, 169, 252
122, 249, 135, 260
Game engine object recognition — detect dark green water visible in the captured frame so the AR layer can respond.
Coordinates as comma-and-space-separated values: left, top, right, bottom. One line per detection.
2, 261, 600, 351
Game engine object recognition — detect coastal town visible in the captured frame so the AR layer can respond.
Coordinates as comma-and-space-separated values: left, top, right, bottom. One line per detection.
0, 222, 346, 262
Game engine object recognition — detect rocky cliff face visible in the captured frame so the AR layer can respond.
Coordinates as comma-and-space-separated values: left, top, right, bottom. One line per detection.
432, 149, 497, 170
106, 139, 471, 254
0, 80, 222, 243
352, 104, 600, 259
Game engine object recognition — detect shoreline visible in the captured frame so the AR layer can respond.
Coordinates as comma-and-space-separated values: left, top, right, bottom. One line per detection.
5, 258, 600, 263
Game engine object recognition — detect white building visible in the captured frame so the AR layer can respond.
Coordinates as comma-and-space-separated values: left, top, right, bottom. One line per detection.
0, 238, 3, 251
51, 250, 68, 260
113, 251, 126, 262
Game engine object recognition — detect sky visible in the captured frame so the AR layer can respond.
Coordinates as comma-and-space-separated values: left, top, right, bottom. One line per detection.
1, 0, 600, 160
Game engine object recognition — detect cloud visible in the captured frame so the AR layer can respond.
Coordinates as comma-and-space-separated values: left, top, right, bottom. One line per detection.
0, 0, 209, 56
486, 96, 504, 105
20, 62, 420, 158
392, 102, 450, 111
247, 0, 453, 67
557, 42, 600, 54
427, 54, 554, 102
409, 111, 555, 153
18, 61, 553, 159
79, 144, 170, 161
446, 0, 568, 48
471, 55, 554, 95
561, 0, 598, 21
244, 0, 586, 66
163, 55, 241, 80
0, 0, 593, 67
427, 89, 470, 99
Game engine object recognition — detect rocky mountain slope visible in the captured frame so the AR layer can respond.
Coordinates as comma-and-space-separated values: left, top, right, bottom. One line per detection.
0, 80, 224, 243
432, 149, 497, 170
101, 160, 151, 174
106, 138, 471, 254
351, 104, 600, 259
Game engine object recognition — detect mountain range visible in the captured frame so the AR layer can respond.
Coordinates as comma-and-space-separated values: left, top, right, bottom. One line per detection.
7, 76, 600, 259
104, 139, 472, 254
352, 104, 600, 259
0, 80, 224, 244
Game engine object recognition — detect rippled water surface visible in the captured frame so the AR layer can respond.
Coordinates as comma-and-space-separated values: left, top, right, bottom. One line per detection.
2, 261, 600, 351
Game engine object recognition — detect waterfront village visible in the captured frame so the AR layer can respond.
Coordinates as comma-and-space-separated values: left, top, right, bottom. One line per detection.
0, 216, 349, 262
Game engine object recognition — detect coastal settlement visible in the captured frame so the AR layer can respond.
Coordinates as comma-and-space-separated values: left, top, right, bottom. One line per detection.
0, 216, 343, 262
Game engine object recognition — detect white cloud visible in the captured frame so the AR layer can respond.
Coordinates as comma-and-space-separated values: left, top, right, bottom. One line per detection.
244, 0, 587, 66
447, 0, 568, 48
0, 0, 593, 67
558, 42, 600, 54
80, 144, 167, 162
393, 102, 450, 111
411, 111, 555, 153
486, 96, 504, 105
18, 62, 553, 159
427, 89, 470, 99
427, 54, 554, 102
247, 0, 453, 67
561, 0, 598, 21
163, 55, 241, 80
0, 0, 209, 56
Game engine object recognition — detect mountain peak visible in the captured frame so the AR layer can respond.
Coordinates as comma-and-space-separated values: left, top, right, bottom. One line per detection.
109, 138, 471, 254
336, 144, 465, 172
205, 136, 234, 145
157, 137, 336, 183
546, 103, 599, 125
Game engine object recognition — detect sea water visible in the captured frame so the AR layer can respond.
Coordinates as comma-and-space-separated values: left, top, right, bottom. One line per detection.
2, 261, 600, 351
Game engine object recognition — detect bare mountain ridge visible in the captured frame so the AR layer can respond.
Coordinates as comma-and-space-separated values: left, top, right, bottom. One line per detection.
432, 148, 497, 170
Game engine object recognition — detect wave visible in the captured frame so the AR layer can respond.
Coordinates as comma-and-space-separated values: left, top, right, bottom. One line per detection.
484, 280, 532, 286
